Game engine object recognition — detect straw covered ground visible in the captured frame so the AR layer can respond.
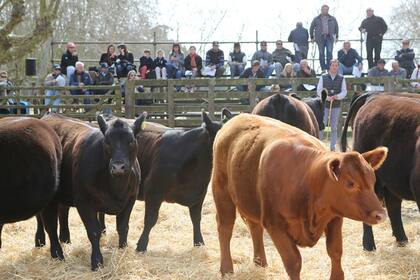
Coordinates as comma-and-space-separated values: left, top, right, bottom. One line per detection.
1, 192, 420, 280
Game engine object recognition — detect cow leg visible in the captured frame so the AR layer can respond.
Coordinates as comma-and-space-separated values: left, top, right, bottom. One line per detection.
248, 221, 267, 268
76, 204, 103, 271
35, 214, 46, 247
58, 205, 71, 244
0, 223, 3, 248
98, 212, 106, 234
362, 223, 376, 251
384, 190, 408, 246
41, 201, 64, 260
189, 201, 205, 247
325, 217, 344, 280
116, 197, 136, 248
266, 225, 302, 280
136, 197, 162, 252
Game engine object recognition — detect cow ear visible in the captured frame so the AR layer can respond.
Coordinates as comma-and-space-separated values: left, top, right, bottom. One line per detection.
362, 146, 388, 170
327, 158, 341, 182
202, 110, 212, 128
97, 115, 108, 135
133, 112, 147, 136
221, 108, 232, 122
321, 88, 327, 105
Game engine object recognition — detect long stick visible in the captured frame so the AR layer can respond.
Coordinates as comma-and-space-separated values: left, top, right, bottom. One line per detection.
325, 98, 333, 143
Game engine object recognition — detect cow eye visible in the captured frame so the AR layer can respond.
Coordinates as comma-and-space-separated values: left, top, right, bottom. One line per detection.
346, 181, 355, 189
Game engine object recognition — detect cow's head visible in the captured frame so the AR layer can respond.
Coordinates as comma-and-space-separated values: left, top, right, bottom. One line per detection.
202, 108, 233, 142
322, 146, 388, 225
97, 113, 147, 176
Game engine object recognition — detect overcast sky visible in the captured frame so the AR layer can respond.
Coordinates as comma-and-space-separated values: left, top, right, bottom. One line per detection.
157, 0, 405, 69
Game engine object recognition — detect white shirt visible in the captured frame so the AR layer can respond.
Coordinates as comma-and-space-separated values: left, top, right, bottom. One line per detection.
317, 74, 347, 100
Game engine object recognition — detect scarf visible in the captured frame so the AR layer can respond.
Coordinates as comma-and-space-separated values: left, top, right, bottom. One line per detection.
190, 54, 197, 68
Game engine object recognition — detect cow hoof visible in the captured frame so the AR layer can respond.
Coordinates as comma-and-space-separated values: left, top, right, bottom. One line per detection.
35, 238, 46, 248
59, 237, 71, 244
119, 242, 127, 249
396, 240, 408, 247
136, 246, 147, 254
194, 241, 205, 247
91, 262, 103, 271
363, 244, 376, 252
51, 249, 65, 261
253, 257, 268, 268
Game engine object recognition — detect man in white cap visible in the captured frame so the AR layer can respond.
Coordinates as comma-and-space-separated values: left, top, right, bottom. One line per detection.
44, 64, 66, 112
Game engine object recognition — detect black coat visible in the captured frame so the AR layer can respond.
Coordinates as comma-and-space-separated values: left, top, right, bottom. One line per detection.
99, 53, 117, 66
359, 15, 387, 39
154, 57, 167, 68
117, 53, 134, 64
139, 56, 155, 70
60, 51, 79, 75
184, 54, 203, 71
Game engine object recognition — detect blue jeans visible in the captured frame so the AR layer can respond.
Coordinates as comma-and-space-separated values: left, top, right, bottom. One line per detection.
320, 106, 341, 151
261, 64, 274, 78
339, 63, 354, 75
166, 64, 183, 79
317, 36, 334, 71
45, 90, 61, 112
230, 64, 244, 78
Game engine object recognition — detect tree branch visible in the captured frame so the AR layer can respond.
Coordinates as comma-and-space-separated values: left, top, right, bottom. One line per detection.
0, 0, 25, 37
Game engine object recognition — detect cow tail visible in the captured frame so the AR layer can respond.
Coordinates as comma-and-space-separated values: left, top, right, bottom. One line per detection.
340, 93, 372, 152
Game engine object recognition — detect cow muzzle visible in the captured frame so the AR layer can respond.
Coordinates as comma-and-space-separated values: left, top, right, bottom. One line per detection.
368, 210, 387, 225
110, 162, 128, 176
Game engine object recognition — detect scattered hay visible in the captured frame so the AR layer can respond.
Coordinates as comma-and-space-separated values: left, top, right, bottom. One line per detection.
1, 193, 420, 279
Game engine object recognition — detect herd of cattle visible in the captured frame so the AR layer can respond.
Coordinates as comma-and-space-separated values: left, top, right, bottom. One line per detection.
0, 90, 418, 279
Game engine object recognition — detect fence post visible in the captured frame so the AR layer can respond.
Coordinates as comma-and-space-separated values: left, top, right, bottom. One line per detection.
384, 77, 395, 92
114, 82, 122, 117
167, 80, 175, 127
208, 78, 215, 119
291, 78, 299, 92
249, 79, 257, 110
153, 31, 157, 57
255, 30, 259, 52
125, 79, 135, 118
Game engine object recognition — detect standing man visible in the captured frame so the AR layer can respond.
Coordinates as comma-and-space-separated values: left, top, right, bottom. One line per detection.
317, 59, 347, 151
310, 5, 339, 72
60, 42, 78, 77
288, 22, 309, 63
359, 8, 388, 70
395, 39, 416, 78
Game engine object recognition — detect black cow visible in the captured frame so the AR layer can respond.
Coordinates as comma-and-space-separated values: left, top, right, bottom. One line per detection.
37, 113, 144, 270
0, 117, 62, 249
341, 92, 420, 251
252, 91, 326, 137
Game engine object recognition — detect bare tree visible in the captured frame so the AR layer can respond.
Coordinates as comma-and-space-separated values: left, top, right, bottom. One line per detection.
0, 0, 60, 64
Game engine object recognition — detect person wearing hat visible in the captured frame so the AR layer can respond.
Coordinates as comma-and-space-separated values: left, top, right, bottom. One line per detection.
237, 60, 265, 92
359, 8, 388, 69
228, 42, 247, 78
395, 39, 416, 78
203, 41, 225, 77
44, 64, 66, 112
60, 42, 78, 76
93, 63, 114, 94
251, 41, 274, 78
367, 59, 389, 91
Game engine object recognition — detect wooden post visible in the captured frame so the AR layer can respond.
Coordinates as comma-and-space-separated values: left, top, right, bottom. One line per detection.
249, 79, 257, 110
125, 79, 135, 118
167, 80, 175, 127
384, 76, 395, 92
208, 78, 215, 119
291, 78, 299, 92
114, 81, 122, 117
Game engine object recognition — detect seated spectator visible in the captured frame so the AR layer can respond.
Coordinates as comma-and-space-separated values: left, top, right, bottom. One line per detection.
184, 46, 203, 92
154, 49, 167, 79
337, 41, 363, 77
367, 59, 389, 91
0, 71, 15, 114
69, 62, 93, 103
389, 61, 407, 79
44, 64, 66, 112
228, 42, 246, 78
99, 44, 117, 68
115, 44, 135, 78
251, 41, 274, 78
121, 70, 144, 98
272, 40, 295, 78
166, 43, 185, 79
139, 49, 155, 79
411, 63, 420, 89
296, 59, 316, 91
203, 41, 225, 77
60, 42, 78, 79
395, 39, 416, 78
288, 22, 309, 63
279, 63, 294, 90
93, 63, 114, 94
238, 60, 265, 92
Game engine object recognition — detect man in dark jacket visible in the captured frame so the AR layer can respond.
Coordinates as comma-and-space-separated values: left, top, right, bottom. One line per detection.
205, 41, 225, 77
288, 22, 309, 62
60, 42, 78, 76
238, 60, 265, 92
310, 5, 339, 72
359, 8, 388, 69
69, 61, 93, 99
272, 40, 295, 78
93, 63, 114, 95
337, 41, 363, 76
395, 39, 416, 78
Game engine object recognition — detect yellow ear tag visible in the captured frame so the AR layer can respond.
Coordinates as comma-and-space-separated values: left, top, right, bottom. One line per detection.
141, 122, 147, 130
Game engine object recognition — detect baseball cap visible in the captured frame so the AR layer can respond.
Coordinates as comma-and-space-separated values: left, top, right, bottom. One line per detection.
53, 64, 61, 70
252, 60, 260, 66
100, 62, 108, 68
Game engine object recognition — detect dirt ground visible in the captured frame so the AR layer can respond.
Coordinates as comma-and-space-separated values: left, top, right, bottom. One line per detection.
1, 190, 419, 280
